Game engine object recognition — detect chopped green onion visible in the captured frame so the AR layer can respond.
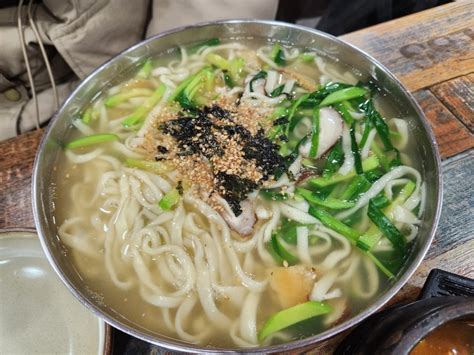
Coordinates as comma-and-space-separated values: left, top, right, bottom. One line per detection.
170, 67, 213, 110
277, 219, 303, 245
270, 43, 286, 66
249, 71, 267, 92
105, 88, 154, 108
205, 53, 230, 70
267, 110, 289, 140
323, 141, 344, 177
267, 126, 283, 141
350, 122, 363, 175
277, 135, 308, 176
168, 72, 196, 102
365, 252, 395, 278
302, 158, 317, 169
175, 92, 196, 111
320, 87, 368, 107
390, 151, 402, 168
229, 57, 245, 82
222, 70, 234, 88
269, 234, 298, 265
371, 193, 390, 209
308, 206, 360, 242
201, 70, 216, 95
260, 188, 289, 201
286, 93, 311, 135
299, 52, 316, 62
310, 155, 380, 187
361, 99, 397, 153
136, 58, 153, 79
340, 175, 371, 201
125, 158, 173, 175
185, 69, 211, 100
81, 107, 93, 124
367, 199, 406, 251
302, 82, 352, 108
271, 106, 288, 119
159, 188, 180, 210
364, 168, 384, 183
359, 119, 372, 148
298, 108, 313, 117
278, 142, 291, 157
258, 301, 332, 341
370, 139, 401, 171
296, 188, 355, 210
65, 133, 118, 149
309, 206, 394, 277
357, 232, 379, 252
307, 186, 335, 201
188, 37, 220, 54
288, 115, 306, 133
288, 93, 310, 119
369, 142, 391, 172
397, 180, 416, 202
270, 84, 285, 98
268, 235, 285, 264
334, 101, 354, 125
169, 67, 210, 102
122, 84, 166, 127
309, 107, 320, 158
358, 181, 415, 251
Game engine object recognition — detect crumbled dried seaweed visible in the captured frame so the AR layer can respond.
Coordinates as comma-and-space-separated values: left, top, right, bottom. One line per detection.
214, 172, 258, 215
160, 104, 285, 215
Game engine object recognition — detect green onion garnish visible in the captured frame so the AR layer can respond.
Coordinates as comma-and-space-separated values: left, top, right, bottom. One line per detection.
65, 133, 118, 149
258, 301, 332, 341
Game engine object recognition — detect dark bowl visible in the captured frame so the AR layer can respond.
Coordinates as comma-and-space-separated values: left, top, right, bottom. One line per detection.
336, 269, 474, 354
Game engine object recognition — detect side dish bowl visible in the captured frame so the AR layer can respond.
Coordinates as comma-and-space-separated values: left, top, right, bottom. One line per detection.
32, 20, 442, 353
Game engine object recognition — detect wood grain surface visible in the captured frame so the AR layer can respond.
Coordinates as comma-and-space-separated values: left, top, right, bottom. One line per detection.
413, 90, 474, 158
341, 0, 474, 92
0, 129, 43, 229
434, 149, 474, 255
431, 73, 474, 132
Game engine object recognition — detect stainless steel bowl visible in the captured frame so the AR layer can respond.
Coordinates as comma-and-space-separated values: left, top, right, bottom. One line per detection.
32, 20, 443, 353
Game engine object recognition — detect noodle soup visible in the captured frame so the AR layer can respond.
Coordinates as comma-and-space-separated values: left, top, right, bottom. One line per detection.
54, 38, 425, 347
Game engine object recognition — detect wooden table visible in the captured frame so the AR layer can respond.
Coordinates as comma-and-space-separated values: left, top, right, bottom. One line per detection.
1, 1, 473, 353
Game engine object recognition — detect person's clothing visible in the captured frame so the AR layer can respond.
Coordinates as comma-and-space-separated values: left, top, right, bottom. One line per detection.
0, 0, 278, 140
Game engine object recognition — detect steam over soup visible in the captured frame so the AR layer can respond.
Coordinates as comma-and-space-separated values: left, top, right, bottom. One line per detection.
55, 38, 426, 347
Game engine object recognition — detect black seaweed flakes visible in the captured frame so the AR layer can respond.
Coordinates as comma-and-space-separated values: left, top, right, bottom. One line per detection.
159, 104, 285, 216
176, 181, 184, 195
203, 104, 233, 121
157, 145, 168, 154
242, 129, 286, 181
273, 116, 289, 126
160, 114, 223, 158
214, 172, 258, 215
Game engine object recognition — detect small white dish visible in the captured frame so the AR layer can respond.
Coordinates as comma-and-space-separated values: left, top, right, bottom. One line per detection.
0, 230, 109, 354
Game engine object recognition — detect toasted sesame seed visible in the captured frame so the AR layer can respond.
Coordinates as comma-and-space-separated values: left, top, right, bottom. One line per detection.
138, 97, 284, 213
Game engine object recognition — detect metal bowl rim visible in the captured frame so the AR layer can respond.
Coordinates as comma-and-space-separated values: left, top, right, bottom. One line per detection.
32, 19, 443, 353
